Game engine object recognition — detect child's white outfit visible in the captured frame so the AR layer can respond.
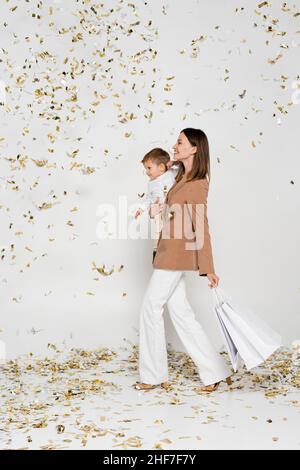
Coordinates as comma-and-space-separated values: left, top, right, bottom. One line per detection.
137, 166, 180, 255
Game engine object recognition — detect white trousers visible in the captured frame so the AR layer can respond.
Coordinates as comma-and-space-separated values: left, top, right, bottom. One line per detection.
138, 269, 231, 386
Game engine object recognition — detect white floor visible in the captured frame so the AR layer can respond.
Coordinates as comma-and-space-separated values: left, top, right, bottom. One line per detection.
0, 344, 299, 450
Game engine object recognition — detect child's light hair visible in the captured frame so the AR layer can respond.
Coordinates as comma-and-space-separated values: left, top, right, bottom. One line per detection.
141, 148, 170, 171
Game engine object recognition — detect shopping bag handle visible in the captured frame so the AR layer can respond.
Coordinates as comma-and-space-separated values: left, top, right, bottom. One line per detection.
212, 285, 234, 306
212, 287, 222, 304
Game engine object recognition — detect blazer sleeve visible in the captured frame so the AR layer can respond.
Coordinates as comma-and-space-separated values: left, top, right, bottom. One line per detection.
186, 179, 216, 277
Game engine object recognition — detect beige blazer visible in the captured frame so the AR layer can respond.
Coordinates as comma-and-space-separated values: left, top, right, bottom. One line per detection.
152, 175, 215, 276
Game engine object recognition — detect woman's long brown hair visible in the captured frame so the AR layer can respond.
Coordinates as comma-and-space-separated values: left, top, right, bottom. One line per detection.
175, 128, 211, 184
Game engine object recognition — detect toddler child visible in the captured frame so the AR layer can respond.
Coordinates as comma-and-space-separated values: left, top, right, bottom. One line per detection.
135, 148, 180, 262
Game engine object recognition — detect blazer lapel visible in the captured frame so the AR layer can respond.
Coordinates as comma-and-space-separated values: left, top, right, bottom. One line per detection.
166, 176, 187, 202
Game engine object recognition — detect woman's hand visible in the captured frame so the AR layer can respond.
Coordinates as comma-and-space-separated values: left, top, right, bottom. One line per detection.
207, 273, 219, 288
166, 160, 180, 169
134, 208, 144, 219
149, 197, 163, 218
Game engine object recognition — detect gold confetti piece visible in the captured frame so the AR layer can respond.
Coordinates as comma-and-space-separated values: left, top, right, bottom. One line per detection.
164, 83, 173, 92
258, 1, 270, 8
67, 149, 79, 159
56, 424, 65, 434
161, 438, 172, 444
16, 75, 26, 87
170, 396, 181, 405
92, 261, 114, 276
81, 165, 96, 175
154, 419, 164, 424
191, 35, 207, 45
32, 418, 48, 429
38, 202, 53, 210
268, 52, 283, 64
154, 443, 164, 449
31, 159, 48, 167
120, 436, 142, 448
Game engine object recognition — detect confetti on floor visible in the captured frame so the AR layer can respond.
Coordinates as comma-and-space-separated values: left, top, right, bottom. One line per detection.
0, 344, 299, 450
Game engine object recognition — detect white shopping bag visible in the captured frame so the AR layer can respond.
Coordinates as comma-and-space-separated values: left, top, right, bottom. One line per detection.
212, 286, 282, 371
214, 303, 242, 372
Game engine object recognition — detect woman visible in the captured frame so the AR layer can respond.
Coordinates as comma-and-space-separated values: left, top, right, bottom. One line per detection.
134, 128, 232, 393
